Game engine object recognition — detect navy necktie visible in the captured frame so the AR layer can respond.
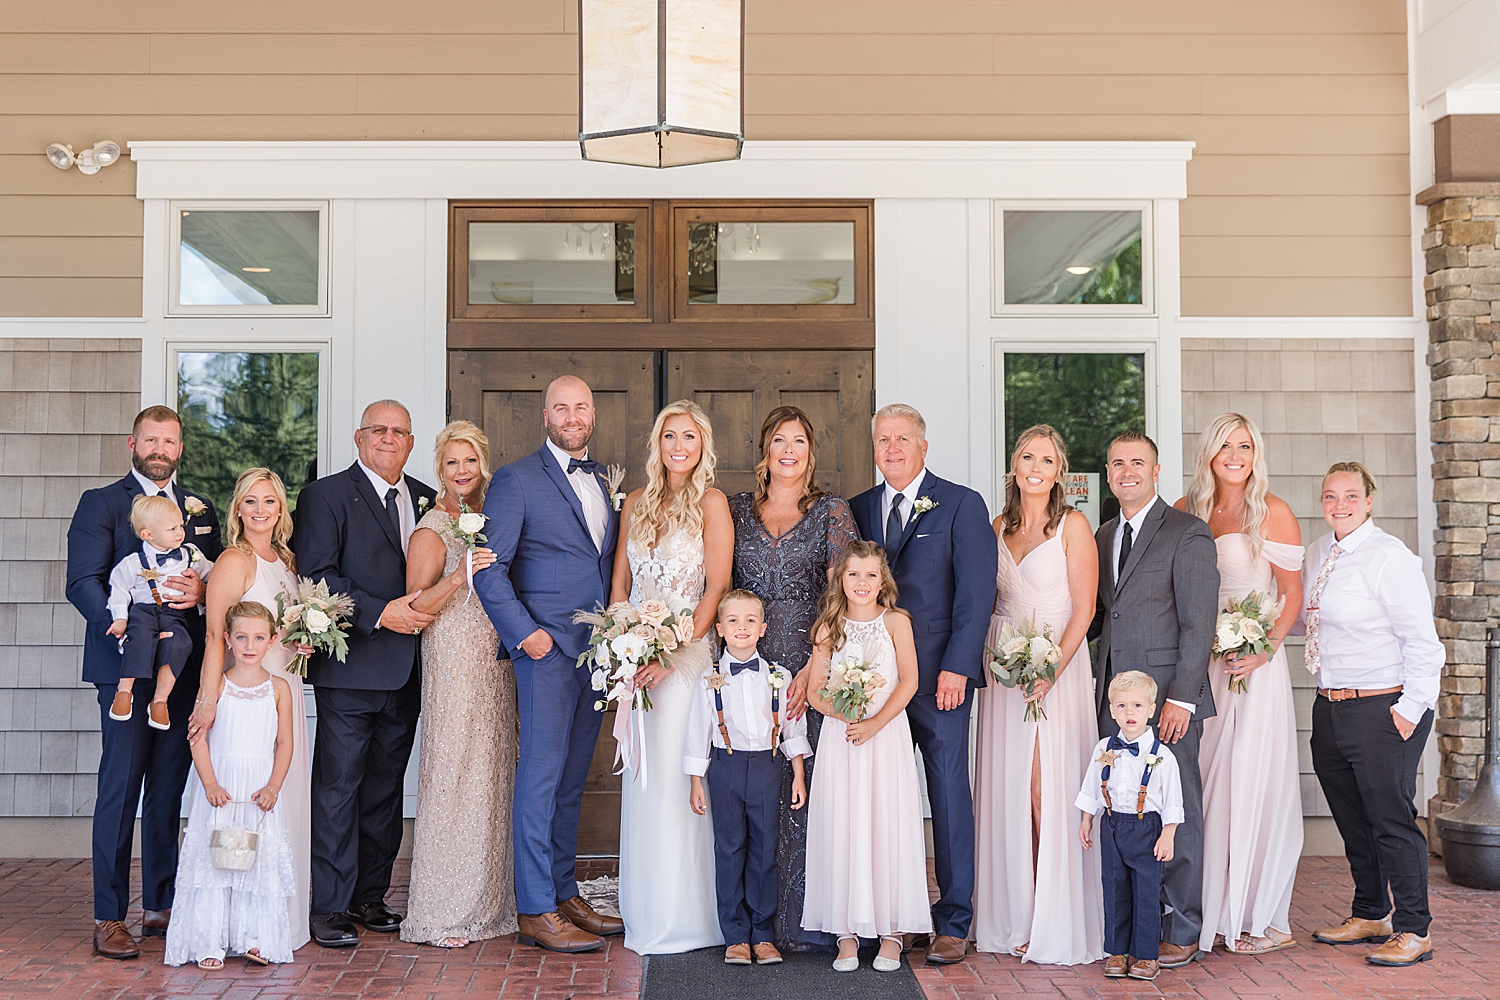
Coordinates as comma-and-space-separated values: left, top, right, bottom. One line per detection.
886, 494, 905, 548
155, 547, 183, 567
729, 657, 761, 676
384, 487, 401, 539
1107, 735, 1141, 756
568, 457, 601, 476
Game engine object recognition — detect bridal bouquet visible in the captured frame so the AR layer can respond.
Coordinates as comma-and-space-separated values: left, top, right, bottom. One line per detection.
442, 502, 488, 601
574, 598, 694, 713
1214, 591, 1279, 693
275, 577, 356, 677
986, 618, 1063, 722
818, 644, 887, 723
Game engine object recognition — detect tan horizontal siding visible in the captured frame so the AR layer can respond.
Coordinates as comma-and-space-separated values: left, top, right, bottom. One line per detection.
0, 278, 141, 317
0, 0, 1412, 318
0, 237, 143, 279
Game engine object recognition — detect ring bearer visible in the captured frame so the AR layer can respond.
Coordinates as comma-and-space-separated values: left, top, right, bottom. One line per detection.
686, 590, 811, 967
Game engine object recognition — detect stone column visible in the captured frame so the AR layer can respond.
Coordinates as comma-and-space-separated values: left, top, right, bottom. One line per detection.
1421, 185, 1500, 838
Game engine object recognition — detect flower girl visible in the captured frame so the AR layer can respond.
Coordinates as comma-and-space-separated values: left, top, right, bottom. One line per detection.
165, 601, 298, 969
801, 540, 932, 972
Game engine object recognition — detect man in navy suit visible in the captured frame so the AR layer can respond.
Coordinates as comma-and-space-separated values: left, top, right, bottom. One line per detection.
476, 375, 624, 953
66, 405, 224, 959
294, 400, 438, 948
849, 403, 997, 966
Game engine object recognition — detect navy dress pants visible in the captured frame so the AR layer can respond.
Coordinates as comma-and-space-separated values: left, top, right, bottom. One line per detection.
121, 603, 194, 680
904, 689, 976, 939
1100, 810, 1164, 961
707, 747, 781, 946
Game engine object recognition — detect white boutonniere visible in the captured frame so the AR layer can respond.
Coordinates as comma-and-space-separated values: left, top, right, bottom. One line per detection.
1145, 751, 1165, 771
187, 545, 202, 565
417, 496, 431, 514
183, 496, 206, 517
605, 463, 627, 512
767, 665, 787, 690
912, 496, 937, 516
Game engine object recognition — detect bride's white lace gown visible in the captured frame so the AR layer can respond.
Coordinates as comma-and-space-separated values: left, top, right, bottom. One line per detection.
617, 526, 722, 955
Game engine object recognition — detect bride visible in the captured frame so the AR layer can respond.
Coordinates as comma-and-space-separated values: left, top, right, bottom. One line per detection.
610, 399, 733, 954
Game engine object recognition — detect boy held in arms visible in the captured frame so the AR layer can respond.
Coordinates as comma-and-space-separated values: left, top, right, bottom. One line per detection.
686, 590, 811, 967
105, 494, 214, 730
1078, 671, 1184, 982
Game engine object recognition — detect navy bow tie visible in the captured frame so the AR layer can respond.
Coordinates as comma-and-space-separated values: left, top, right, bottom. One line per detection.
729, 657, 760, 676
568, 457, 601, 476
155, 547, 184, 567
1107, 735, 1141, 756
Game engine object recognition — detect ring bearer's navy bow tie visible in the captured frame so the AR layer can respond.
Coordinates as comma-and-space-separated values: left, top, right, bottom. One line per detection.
1107, 735, 1141, 756
568, 457, 602, 476
729, 657, 761, 676
155, 547, 184, 567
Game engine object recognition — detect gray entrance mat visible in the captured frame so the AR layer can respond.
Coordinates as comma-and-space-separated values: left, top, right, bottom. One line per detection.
641, 944, 926, 1000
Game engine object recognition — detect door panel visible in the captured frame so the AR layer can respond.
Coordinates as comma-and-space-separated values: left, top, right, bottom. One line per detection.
664, 350, 874, 499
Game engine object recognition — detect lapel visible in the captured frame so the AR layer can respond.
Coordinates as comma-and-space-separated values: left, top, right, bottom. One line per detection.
1115, 496, 1167, 594
856, 486, 882, 543
1098, 515, 1119, 601
594, 468, 620, 557
886, 470, 935, 566
536, 446, 596, 548
348, 463, 403, 555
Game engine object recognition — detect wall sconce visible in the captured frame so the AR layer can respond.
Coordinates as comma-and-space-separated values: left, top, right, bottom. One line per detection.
46, 141, 122, 175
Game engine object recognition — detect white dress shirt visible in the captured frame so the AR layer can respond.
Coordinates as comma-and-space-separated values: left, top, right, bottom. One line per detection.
1075, 726, 1185, 825
107, 541, 214, 619
1110, 495, 1195, 715
882, 471, 927, 539
1299, 519, 1443, 725
683, 649, 813, 776
131, 468, 176, 504
546, 438, 609, 552
357, 459, 416, 555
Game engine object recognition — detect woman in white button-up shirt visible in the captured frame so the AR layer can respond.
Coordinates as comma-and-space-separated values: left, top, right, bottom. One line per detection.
1301, 462, 1441, 967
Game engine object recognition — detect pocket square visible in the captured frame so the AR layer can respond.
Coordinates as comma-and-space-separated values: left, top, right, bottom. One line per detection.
916, 533, 931, 539
195, 526, 212, 535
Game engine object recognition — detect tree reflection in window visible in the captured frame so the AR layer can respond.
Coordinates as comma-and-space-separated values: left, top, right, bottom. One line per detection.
176, 352, 320, 514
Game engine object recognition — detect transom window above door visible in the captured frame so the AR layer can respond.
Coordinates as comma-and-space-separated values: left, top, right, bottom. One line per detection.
169, 202, 328, 316
993, 204, 1151, 315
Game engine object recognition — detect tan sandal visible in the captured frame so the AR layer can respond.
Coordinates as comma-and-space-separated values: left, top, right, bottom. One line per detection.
1232, 933, 1297, 954
245, 947, 269, 966
433, 937, 469, 949
197, 956, 224, 970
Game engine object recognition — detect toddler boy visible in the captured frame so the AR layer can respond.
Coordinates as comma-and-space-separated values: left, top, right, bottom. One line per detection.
1078, 670, 1184, 982
685, 589, 810, 967
106, 493, 213, 730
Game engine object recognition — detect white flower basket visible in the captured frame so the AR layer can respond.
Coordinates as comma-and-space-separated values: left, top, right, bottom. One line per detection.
210, 806, 264, 872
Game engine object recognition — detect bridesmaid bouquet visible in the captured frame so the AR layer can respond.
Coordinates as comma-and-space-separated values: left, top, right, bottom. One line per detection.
574, 599, 694, 713
986, 618, 1063, 721
818, 644, 887, 723
1214, 591, 1279, 693
275, 577, 357, 677
442, 502, 488, 602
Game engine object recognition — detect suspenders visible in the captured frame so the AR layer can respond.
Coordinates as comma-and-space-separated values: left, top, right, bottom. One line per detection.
136, 550, 165, 606
709, 662, 734, 754
707, 662, 784, 758
1099, 737, 1162, 819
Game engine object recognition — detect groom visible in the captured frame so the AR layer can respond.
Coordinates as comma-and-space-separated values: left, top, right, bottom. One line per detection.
476, 375, 624, 953
850, 403, 997, 965
1091, 431, 1219, 967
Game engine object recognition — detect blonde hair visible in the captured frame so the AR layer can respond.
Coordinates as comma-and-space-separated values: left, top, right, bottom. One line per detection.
224, 468, 296, 570
1108, 669, 1158, 705
1324, 461, 1377, 497
872, 402, 926, 438
629, 400, 717, 549
752, 406, 825, 518
1183, 413, 1270, 562
717, 589, 766, 621
129, 493, 181, 536
1000, 424, 1074, 539
812, 540, 903, 658
433, 420, 492, 506
224, 600, 277, 635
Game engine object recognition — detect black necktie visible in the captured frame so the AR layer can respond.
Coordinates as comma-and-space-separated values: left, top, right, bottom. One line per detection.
1107, 735, 1141, 756
384, 487, 401, 539
729, 657, 761, 676
568, 457, 601, 476
886, 494, 905, 548
1117, 521, 1133, 583
155, 547, 183, 566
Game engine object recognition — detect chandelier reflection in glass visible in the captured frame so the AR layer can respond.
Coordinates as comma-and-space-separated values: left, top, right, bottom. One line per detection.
578, 0, 744, 169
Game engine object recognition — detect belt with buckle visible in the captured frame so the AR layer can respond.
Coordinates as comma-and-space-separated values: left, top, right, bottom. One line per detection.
1317, 685, 1403, 702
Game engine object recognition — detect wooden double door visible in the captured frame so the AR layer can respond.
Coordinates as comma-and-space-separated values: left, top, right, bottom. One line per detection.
448, 347, 874, 853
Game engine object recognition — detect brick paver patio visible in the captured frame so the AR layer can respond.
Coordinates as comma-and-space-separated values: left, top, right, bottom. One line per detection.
0, 856, 1493, 999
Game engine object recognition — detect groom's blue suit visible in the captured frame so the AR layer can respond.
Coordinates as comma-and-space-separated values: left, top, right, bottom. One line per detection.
476, 445, 619, 916
851, 469, 997, 940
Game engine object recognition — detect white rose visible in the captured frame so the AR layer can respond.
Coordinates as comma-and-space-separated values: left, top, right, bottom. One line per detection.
1002, 636, 1028, 659
636, 599, 672, 627
304, 608, 331, 635
1240, 619, 1265, 640
611, 631, 648, 663
1216, 618, 1241, 649
283, 605, 302, 625
457, 511, 486, 535
1028, 635, 1053, 667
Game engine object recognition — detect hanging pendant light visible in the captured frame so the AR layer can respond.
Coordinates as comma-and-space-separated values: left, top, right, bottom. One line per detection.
579, 0, 744, 168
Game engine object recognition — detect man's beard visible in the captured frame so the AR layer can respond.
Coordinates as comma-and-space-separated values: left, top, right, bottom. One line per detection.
546, 420, 594, 454
133, 450, 178, 483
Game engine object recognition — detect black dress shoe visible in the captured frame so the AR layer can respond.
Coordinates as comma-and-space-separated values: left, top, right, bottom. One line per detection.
349, 901, 403, 933
140, 908, 170, 937
311, 912, 360, 948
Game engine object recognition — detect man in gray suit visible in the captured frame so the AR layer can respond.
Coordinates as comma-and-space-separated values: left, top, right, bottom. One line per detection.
1091, 431, 1219, 968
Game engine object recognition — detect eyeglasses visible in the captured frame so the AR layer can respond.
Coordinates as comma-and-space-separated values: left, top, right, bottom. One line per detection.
358, 425, 412, 440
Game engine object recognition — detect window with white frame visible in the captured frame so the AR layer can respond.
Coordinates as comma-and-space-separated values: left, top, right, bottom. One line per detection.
170, 202, 329, 316
993, 203, 1151, 314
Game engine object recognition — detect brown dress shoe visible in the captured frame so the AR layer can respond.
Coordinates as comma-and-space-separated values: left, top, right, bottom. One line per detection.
1312, 914, 1393, 945
925, 934, 967, 964
1157, 941, 1200, 968
900, 932, 929, 954
557, 895, 624, 936
1366, 932, 1433, 966
753, 942, 783, 964
1103, 954, 1130, 977
93, 920, 140, 959
1129, 958, 1161, 980
517, 912, 604, 953
724, 943, 752, 964
140, 908, 170, 937
147, 701, 170, 731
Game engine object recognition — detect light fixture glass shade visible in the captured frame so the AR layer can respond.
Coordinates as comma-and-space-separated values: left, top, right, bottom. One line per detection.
579, 0, 743, 169
92, 141, 120, 167
45, 143, 74, 170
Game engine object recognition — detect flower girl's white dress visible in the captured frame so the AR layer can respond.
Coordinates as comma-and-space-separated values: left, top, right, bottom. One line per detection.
801, 613, 932, 939
164, 677, 297, 966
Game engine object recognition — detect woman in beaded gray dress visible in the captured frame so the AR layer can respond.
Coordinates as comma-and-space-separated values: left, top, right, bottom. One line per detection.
728, 406, 859, 952
401, 421, 518, 948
